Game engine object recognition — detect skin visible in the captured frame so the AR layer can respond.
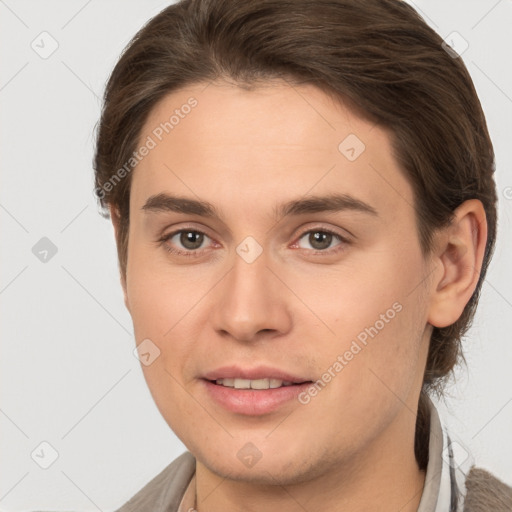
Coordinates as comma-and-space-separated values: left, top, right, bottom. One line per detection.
111, 80, 487, 512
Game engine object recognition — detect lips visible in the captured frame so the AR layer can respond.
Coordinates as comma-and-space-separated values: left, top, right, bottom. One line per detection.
201, 364, 312, 384
201, 379, 315, 415
200, 364, 315, 414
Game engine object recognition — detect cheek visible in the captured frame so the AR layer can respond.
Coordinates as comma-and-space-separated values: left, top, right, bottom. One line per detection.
125, 250, 212, 398
126, 261, 205, 431
126, 243, 204, 338
288, 241, 425, 337
290, 245, 428, 399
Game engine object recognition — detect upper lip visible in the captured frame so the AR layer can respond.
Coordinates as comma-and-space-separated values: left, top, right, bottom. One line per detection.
202, 365, 313, 384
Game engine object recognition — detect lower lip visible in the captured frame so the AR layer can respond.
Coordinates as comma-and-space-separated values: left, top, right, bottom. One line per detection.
201, 379, 313, 415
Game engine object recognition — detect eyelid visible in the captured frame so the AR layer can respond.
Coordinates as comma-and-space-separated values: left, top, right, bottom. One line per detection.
158, 224, 218, 256
160, 223, 216, 243
290, 225, 351, 254
293, 224, 351, 242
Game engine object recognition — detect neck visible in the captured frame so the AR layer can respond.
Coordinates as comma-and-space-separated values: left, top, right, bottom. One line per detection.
193, 405, 427, 512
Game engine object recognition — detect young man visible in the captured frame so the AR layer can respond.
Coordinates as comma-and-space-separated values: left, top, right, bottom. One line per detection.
93, 0, 512, 510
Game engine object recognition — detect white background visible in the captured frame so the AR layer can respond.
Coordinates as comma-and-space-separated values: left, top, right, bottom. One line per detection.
1, 0, 511, 510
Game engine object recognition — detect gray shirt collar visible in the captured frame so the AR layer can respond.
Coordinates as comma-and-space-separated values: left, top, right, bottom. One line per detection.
418, 396, 469, 512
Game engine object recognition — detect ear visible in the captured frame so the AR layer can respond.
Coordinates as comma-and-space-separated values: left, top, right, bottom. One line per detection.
427, 199, 488, 328
109, 205, 130, 313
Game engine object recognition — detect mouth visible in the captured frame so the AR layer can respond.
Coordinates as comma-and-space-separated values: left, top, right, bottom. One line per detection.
201, 378, 315, 415
206, 377, 313, 390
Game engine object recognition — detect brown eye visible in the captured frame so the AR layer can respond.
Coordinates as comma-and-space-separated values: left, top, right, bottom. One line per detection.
161, 229, 212, 256
309, 231, 333, 250
297, 230, 343, 252
178, 231, 205, 250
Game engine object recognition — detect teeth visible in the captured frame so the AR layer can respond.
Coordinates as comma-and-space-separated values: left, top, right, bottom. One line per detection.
214, 378, 295, 389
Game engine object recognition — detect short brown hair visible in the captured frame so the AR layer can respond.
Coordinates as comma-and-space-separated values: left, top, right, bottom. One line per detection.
93, 0, 497, 469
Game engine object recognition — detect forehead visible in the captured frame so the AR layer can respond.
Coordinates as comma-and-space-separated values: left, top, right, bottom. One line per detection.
130, 80, 414, 223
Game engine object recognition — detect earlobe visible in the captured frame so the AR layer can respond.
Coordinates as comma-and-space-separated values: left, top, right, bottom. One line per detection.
427, 199, 487, 328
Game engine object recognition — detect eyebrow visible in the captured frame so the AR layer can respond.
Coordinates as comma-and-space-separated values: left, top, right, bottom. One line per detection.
141, 192, 378, 220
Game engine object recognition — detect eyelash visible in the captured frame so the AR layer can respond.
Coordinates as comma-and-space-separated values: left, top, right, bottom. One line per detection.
158, 226, 350, 258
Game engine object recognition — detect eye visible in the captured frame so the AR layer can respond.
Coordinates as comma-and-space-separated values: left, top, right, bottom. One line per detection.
160, 228, 214, 257
294, 228, 347, 253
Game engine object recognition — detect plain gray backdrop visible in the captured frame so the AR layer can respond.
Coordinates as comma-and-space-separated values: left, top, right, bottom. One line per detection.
1, 0, 511, 510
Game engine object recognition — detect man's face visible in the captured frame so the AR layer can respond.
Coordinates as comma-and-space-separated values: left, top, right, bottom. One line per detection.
120, 80, 435, 484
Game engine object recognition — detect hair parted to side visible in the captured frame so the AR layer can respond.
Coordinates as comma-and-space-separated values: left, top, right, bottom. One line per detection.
93, 0, 497, 470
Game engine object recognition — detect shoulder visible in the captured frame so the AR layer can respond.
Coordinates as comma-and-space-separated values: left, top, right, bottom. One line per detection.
463, 465, 512, 511
115, 450, 196, 512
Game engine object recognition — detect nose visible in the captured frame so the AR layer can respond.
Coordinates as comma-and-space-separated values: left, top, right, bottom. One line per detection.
210, 244, 293, 343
